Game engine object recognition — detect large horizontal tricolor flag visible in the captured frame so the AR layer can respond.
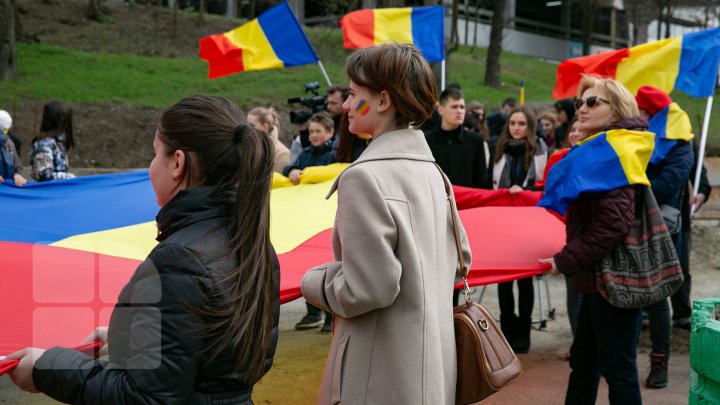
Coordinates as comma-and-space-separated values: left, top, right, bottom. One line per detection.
552, 27, 720, 99
340, 6, 445, 62
199, 1, 318, 79
0, 169, 564, 357
538, 129, 655, 215
648, 102, 694, 165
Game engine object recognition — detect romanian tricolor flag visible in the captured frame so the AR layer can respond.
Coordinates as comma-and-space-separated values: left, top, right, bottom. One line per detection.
199, 1, 318, 79
340, 6, 445, 62
552, 27, 720, 99
648, 103, 694, 165
538, 129, 655, 215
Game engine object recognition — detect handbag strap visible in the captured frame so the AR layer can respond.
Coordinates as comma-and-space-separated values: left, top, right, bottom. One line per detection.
433, 163, 471, 303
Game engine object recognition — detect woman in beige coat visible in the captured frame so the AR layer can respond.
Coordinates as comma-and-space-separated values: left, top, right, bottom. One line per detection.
301, 43, 472, 404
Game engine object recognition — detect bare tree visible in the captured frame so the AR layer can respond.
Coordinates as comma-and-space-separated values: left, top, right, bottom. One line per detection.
0, 0, 16, 81
449, 0, 459, 52
248, 0, 256, 19
198, 0, 205, 25
581, 0, 598, 55
87, 0, 103, 21
172, 0, 178, 39
484, 0, 505, 87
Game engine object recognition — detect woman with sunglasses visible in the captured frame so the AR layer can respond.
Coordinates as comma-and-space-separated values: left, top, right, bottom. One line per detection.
541, 75, 650, 405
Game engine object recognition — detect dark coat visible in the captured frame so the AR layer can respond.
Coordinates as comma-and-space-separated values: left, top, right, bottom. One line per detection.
554, 185, 640, 294
553, 117, 649, 295
33, 186, 280, 404
646, 140, 693, 209
681, 140, 712, 231
283, 140, 336, 176
425, 126, 491, 189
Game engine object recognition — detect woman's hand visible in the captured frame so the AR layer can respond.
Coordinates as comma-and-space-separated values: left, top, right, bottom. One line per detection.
691, 193, 707, 215
14, 173, 27, 187
82, 326, 109, 357
289, 169, 302, 185
539, 257, 560, 275
509, 185, 523, 194
6, 348, 46, 393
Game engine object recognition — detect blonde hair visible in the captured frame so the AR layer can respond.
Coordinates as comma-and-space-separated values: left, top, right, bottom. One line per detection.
577, 75, 639, 122
538, 112, 558, 129
248, 106, 278, 129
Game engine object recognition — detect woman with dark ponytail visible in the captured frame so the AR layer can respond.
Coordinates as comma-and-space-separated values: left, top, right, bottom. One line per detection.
7, 95, 280, 404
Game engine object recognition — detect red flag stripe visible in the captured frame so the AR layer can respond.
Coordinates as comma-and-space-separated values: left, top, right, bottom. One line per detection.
340, 9, 375, 49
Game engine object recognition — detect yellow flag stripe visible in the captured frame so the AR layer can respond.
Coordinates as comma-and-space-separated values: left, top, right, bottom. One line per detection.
224, 19, 283, 71
51, 178, 341, 260
616, 37, 682, 95
605, 130, 654, 186
373, 8, 413, 45
665, 103, 694, 141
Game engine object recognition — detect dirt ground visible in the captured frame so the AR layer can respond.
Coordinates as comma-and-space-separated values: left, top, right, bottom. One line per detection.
6, 0, 245, 169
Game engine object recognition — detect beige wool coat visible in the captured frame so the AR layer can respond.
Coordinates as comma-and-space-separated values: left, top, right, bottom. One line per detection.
301, 128, 473, 405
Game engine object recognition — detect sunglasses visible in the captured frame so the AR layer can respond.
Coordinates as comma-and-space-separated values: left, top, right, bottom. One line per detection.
575, 96, 609, 110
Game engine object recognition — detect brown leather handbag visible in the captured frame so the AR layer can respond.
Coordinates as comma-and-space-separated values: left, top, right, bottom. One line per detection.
435, 164, 523, 404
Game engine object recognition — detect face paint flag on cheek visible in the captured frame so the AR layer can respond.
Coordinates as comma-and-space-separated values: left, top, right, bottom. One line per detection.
356, 99, 370, 116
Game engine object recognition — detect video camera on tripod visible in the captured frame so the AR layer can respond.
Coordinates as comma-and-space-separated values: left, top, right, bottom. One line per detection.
287, 82, 328, 124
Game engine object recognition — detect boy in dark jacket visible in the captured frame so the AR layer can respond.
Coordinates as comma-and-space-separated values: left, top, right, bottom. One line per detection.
635, 86, 694, 389
283, 112, 336, 185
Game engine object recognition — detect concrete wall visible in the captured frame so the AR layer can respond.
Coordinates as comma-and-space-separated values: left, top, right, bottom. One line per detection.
689, 298, 720, 404
453, 17, 570, 61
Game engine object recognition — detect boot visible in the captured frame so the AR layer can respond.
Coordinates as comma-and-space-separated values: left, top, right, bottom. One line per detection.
513, 316, 531, 354
646, 352, 668, 388
500, 314, 516, 351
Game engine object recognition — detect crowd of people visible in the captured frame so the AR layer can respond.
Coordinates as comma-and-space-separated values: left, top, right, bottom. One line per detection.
2, 42, 714, 404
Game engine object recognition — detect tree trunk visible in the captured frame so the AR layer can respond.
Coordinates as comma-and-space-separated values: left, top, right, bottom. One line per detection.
248, 0, 255, 20
664, 2, 671, 38
656, 1, 663, 40
463, 0, 469, 46
581, 0, 597, 55
0, 0, 16, 81
484, 0, 505, 87
172, 0, 177, 39
87, 0, 102, 21
449, 0, 459, 52
198, 0, 205, 25
471, 0, 481, 53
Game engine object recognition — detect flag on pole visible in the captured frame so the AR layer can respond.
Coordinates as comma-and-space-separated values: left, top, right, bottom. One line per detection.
340, 6, 445, 62
647, 103, 694, 165
538, 129, 655, 215
199, 1, 318, 79
552, 27, 720, 99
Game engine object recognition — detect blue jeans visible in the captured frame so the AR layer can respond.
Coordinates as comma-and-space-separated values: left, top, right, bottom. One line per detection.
565, 294, 642, 405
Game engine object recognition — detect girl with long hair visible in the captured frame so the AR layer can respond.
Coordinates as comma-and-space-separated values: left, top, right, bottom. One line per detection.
8, 95, 280, 404
492, 105, 548, 354
30, 100, 75, 181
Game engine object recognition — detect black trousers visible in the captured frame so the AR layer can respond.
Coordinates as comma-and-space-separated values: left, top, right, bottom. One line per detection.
498, 276, 534, 347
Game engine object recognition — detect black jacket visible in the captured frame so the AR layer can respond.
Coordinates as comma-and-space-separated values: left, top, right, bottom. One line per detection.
33, 186, 280, 404
283, 140, 336, 176
425, 126, 491, 189
646, 140, 693, 209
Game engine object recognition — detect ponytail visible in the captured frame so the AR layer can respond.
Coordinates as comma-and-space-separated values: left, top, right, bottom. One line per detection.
158, 95, 276, 381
